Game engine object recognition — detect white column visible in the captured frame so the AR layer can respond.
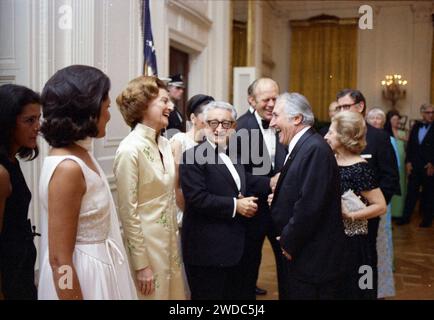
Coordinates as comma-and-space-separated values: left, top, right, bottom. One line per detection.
207, 0, 231, 100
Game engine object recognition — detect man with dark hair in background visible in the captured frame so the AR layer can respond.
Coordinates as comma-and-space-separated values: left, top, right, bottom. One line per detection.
167, 74, 185, 133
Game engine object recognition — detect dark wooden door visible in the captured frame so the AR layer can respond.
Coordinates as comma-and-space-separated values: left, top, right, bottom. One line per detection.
169, 46, 189, 124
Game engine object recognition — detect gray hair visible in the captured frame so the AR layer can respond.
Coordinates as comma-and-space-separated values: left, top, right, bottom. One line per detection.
420, 103, 433, 112
202, 101, 237, 122
276, 92, 315, 126
366, 107, 386, 120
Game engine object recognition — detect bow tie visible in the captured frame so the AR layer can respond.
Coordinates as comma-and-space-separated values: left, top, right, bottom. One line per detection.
421, 123, 430, 129
261, 119, 270, 129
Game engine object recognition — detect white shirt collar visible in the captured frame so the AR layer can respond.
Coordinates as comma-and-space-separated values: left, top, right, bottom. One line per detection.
287, 126, 311, 157
249, 106, 255, 114
253, 110, 274, 131
206, 138, 227, 151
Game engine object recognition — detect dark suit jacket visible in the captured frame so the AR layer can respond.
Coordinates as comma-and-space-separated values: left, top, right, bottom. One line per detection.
236, 111, 287, 222
405, 121, 434, 169
364, 123, 400, 202
167, 105, 184, 132
271, 128, 347, 284
236, 110, 287, 178
180, 141, 269, 267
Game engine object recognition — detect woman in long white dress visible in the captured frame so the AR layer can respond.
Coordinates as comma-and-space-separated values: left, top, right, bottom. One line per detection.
37, 65, 137, 300
170, 94, 214, 227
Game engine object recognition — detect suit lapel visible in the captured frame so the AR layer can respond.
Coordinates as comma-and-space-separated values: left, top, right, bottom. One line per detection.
272, 128, 315, 207
421, 123, 434, 144
234, 162, 246, 196
207, 140, 241, 195
274, 137, 288, 172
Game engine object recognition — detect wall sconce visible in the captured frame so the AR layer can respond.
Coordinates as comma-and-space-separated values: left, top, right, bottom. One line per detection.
381, 74, 407, 108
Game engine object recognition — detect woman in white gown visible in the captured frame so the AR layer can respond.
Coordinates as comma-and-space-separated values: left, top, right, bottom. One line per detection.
37, 65, 137, 300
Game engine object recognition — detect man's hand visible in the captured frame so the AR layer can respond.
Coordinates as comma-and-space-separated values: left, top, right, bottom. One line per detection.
267, 183, 276, 207
236, 196, 258, 218
425, 162, 434, 176
267, 193, 274, 207
406, 162, 413, 175
281, 248, 292, 261
270, 173, 280, 190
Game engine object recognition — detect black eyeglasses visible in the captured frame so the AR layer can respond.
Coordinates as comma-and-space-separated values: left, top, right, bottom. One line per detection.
423, 111, 434, 115
336, 102, 358, 112
206, 120, 234, 129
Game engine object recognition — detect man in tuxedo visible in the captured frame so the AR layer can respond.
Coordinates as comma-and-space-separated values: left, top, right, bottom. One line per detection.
236, 78, 287, 299
397, 103, 434, 227
269, 92, 347, 299
180, 101, 271, 300
336, 88, 400, 297
167, 74, 185, 134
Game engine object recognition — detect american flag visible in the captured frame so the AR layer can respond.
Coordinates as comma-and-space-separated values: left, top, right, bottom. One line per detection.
142, 0, 157, 76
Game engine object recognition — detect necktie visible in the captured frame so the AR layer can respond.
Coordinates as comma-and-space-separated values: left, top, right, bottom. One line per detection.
422, 123, 429, 129
262, 119, 270, 129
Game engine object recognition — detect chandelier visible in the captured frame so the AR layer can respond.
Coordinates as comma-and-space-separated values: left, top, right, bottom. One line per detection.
381, 74, 407, 108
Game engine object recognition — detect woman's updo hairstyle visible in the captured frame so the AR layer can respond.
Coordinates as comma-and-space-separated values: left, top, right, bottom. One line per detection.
40, 65, 110, 147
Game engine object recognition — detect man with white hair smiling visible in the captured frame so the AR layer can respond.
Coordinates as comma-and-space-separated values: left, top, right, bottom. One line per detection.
180, 101, 271, 299
269, 92, 348, 299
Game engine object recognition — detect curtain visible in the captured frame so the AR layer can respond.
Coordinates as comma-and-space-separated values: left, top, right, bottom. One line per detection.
232, 20, 247, 67
431, 20, 434, 102
289, 17, 358, 122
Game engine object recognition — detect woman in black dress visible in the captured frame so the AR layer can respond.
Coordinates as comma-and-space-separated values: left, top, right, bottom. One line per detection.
324, 111, 387, 299
0, 84, 41, 299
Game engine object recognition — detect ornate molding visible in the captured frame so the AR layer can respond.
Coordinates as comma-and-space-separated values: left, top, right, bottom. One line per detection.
0, 75, 15, 84
166, 0, 212, 30
411, 3, 432, 23
169, 28, 206, 52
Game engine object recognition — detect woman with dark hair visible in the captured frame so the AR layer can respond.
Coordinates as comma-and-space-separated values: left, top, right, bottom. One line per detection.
0, 84, 40, 300
170, 94, 214, 226
37, 65, 136, 300
384, 110, 407, 219
114, 76, 187, 299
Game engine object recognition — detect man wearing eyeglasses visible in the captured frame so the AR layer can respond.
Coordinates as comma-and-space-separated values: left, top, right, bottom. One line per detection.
236, 78, 288, 299
179, 101, 271, 299
336, 88, 400, 298
397, 103, 434, 228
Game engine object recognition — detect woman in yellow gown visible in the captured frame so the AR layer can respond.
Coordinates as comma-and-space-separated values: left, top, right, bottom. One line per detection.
114, 76, 187, 300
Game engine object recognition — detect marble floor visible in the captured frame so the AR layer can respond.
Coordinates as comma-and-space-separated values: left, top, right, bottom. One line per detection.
257, 213, 434, 300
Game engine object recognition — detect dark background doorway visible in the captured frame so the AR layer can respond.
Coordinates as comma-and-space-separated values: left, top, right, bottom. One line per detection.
169, 46, 189, 127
